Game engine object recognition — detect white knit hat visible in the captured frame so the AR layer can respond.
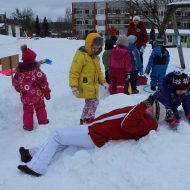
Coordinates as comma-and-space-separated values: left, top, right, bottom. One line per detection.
116, 35, 128, 47
152, 101, 166, 122
133, 16, 141, 21
127, 35, 137, 45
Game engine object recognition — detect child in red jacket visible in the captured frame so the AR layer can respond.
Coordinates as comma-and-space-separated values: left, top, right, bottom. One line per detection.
13, 45, 51, 131
17, 96, 167, 176
108, 35, 132, 94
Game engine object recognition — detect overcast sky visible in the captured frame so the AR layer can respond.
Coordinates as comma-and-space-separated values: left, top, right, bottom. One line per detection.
0, 0, 102, 21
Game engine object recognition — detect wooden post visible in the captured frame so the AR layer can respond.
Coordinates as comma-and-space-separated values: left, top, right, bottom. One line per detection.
171, 11, 185, 69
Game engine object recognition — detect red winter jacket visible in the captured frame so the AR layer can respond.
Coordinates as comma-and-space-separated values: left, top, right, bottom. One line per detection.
127, 21, 148, 49
109, 45, 132, 73
13, 62, 51, 105
88, 102, 158, 147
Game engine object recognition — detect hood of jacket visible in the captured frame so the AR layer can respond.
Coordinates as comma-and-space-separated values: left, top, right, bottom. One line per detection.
129, 21, 145, 29
85, 33, 102, 55
111, 45, 129, 60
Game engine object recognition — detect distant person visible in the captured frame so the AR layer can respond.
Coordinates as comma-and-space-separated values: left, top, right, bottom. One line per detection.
145, 38, 170, 91
127, 16, 148, 64
108, 35, 132, 94
109, 25, 117, 45
13, 45, 51, 131
127, 35, 143, 94
17, 96, 167, 176
154, 70, 190, 127
149, 26, 156, 49
69, 33, 108, 125
102, 36, 114, 84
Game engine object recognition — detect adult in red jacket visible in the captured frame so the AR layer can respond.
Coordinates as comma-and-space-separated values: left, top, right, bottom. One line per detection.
17, 96, 166, 176
127, 16, 148, 64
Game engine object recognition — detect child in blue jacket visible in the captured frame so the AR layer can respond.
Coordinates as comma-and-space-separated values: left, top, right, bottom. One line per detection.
145, 38, 170, 91
127, 35, 143, 94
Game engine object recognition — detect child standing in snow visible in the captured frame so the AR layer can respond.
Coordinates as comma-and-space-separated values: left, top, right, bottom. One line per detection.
69, 33, 108, 125
108, 35, 132, 94
13, 45, 51, 131
145, 38, 170, 91
102, 37, 114, 84
127, 35, 143, 94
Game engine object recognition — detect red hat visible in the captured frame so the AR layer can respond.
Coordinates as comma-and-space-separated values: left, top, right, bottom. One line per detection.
22, 48, 37, 62
173, 73, 189, 90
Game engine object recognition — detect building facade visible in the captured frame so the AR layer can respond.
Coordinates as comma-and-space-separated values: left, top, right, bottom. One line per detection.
72, 0, 132, 39
72, 0, 190, 41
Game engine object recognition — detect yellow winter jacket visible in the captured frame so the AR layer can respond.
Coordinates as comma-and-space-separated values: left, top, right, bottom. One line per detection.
69, 33, 105, 99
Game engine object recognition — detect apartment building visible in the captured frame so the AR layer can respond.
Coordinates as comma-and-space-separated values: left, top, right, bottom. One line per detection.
72, 0, 132, 39
72, 0, 190, 39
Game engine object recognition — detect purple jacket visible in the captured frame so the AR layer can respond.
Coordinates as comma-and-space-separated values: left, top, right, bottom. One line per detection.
154, 72, 190, 119
13, 62, 51, 105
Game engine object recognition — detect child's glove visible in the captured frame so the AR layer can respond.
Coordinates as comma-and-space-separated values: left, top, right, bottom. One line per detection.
71, 87, 79, 97
44, 91, 51, 100
102, 83, 109, 91
145, 67, 151, 75
166, 109, 174, 121
140, 46, 145, 53
139, 68, 144, 76
167, 117, 180, 127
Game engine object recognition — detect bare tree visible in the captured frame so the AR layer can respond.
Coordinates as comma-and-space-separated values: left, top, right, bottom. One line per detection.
131, 0, 162, 31
11, 8, 35, 33
64, 8, 72, 23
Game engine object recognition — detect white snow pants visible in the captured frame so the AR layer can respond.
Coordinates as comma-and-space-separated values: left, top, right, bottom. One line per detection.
27, 125, 95, 174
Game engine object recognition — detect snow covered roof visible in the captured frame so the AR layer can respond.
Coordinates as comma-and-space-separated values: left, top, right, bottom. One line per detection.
146, 28, 190, 35
168, 1, 190, 7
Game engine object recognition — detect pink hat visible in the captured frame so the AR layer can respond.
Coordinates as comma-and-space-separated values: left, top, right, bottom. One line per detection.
173, 73, 189, 90
22, 48, 37, 62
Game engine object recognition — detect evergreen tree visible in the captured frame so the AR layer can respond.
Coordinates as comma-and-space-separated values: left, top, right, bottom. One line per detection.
42, 16, 50, 37
35, 16, 41, 37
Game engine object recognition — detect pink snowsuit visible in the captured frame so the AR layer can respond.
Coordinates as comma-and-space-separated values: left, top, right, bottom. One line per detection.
13, 62, 51, 131
109, 45, 132, 94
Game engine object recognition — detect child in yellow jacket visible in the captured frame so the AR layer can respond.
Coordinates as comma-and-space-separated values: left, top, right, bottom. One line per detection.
69, 33, 108, 124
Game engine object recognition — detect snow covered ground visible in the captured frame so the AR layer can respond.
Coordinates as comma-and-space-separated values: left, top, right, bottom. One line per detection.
0, 34, 190, 190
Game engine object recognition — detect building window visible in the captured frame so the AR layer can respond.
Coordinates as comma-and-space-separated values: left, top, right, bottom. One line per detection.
97, 9, 105, 14
167, 35, 172, 43
181, 36, 187, 43
97, 20, 105, 25
76, 10, 83, 14
76, 20, 83, 25
85, 10, 89, 14
120, 8, 128, 14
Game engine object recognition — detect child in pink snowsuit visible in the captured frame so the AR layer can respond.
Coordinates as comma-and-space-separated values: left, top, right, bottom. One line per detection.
13, 45, 51, 131
109, 35, 132, 94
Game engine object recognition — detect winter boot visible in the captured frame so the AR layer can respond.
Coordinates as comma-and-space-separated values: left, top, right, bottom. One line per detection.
19, 147, 32, 163
132, 89, 139, 94
80, 118, 92, 125
39, 119, 49, 125
23, 126, 33, 131
17, 165, 41, 177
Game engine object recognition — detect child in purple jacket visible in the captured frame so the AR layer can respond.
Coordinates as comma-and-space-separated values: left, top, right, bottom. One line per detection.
154, 70, 190, 127
13, 45, 51, 131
